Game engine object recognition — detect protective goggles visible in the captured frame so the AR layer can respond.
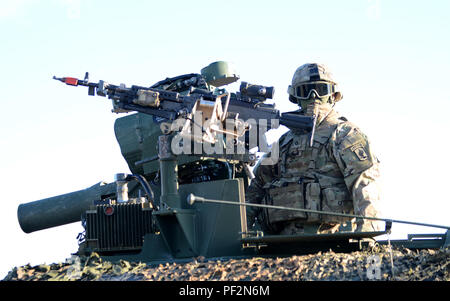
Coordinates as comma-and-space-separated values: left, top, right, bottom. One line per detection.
289, 81, 336, 100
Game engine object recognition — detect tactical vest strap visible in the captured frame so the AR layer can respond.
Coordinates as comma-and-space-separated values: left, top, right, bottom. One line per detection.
307, 115, 342, 172
279, 138, 294, 176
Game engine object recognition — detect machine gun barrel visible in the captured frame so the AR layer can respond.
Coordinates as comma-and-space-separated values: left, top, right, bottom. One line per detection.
17, 182, 116, 233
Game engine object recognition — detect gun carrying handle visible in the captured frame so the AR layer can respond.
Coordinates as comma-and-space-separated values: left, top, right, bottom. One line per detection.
218, 92, 231, 122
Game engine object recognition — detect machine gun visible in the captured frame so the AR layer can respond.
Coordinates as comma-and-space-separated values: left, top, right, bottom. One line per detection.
52, 72, 315, 149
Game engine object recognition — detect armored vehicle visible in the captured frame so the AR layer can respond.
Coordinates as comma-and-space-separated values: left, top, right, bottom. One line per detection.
17, 62, 449, 265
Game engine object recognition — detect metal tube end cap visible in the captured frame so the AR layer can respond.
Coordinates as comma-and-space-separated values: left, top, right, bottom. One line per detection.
187, 194, 196, 206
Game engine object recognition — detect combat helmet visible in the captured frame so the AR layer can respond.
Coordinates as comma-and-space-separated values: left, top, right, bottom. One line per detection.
287, 63, 343, 104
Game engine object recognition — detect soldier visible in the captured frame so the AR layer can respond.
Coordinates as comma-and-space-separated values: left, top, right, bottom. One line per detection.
246, 63, 381, 235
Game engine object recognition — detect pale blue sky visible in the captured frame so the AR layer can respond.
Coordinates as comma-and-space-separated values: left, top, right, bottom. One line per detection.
1, 0, 449, 278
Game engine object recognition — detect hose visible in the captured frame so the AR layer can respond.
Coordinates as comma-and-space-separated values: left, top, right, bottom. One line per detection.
126, 174, 158, 210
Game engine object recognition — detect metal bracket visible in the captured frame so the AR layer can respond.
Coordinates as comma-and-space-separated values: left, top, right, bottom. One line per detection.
443, 230, 450, 248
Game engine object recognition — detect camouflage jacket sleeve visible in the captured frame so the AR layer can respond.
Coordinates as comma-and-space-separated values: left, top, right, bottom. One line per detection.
245, 156, 276, 227
331, 121, 381, 230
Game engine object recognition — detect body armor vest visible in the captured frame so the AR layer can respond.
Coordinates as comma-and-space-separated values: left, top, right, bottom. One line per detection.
263, 110, 354, 226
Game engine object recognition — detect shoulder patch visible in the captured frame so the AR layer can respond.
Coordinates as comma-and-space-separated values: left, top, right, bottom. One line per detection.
351, 143, 368, 161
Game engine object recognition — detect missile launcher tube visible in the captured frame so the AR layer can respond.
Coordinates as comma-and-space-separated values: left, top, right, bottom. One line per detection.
17, 182, 117, 233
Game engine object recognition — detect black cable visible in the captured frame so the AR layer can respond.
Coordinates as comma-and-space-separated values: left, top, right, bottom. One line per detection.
127, 174, 158, 210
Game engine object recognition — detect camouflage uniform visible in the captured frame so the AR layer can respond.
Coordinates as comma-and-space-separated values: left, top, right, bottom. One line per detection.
246, 64, 381, 235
